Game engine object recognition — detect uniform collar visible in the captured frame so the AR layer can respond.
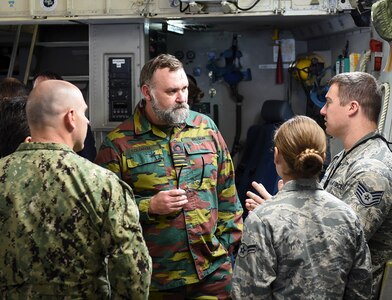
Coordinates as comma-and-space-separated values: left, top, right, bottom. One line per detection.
348, 131, 379, 152
17, 142, 74, 153
281, 178, 323, 192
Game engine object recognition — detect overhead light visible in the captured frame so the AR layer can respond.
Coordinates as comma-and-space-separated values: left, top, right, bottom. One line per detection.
167, 20, 185, 26
167, 23, 184, 34
163, 20, 185, 34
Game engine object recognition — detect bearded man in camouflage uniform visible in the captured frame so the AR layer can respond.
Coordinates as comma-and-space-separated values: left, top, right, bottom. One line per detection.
320, 72, 392, 299
95, 54, 243, 299
0, 80, 151, 299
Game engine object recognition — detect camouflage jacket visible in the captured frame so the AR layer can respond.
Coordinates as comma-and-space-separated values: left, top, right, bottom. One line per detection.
232, 179, 372, 300
95, 101, 243, 290
0, 142, 152, 299
321, 132, 392, 297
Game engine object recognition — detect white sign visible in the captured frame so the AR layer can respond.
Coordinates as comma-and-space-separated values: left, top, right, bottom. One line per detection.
112, 59, 126, 68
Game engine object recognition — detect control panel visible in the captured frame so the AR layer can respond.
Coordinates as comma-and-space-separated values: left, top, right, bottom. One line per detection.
108, 56, 132, 122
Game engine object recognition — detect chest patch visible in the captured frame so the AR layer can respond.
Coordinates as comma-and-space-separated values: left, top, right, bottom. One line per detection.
355, 182, 384, 207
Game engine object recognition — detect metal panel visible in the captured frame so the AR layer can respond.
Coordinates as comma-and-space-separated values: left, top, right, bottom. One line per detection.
89, 23, 146, 142
30, 0, 68, 17
0, 0, 352, 21
291, 13, 359, 40
281, 0, 354, 14
151, 0, 247, 16
284, 0, 329, 11
0, 0, 30, 17
107, 0, 148, 15
151, 0, 341, 17
67, 0, 106, 15
237, 0, 276, 13
150, 0, 189, 16
281, 0, 332, 15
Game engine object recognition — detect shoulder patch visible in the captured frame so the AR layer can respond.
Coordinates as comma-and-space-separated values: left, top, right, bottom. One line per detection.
355, 182, 384, 207
238, 243, 257, 258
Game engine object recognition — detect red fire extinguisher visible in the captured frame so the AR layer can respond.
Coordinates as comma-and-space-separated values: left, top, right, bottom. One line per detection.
370, 39, 383, 71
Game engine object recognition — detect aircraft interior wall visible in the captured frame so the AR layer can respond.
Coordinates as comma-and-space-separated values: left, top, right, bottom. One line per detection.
163, 18, 380, 162
1, 9, 390, 162
308, 26, 373, 157
165, 29, 308, 162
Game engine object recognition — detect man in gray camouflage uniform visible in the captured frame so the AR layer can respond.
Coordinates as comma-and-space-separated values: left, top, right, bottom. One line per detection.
320, 72, 392, 299
0, 80, 152, 299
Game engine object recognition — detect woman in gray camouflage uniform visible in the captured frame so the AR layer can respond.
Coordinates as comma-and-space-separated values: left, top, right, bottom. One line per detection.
232, 115, 372, 299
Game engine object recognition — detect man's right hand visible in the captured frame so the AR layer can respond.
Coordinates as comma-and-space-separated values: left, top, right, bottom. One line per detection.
149, 189, 188, 215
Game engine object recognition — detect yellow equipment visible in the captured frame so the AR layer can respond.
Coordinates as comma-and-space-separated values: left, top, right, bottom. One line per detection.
289, 53, 325, 86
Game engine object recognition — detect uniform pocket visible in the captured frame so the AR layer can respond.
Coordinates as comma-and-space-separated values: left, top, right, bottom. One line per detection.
182, 137, 218, 190
183, 137, 217, 155
124, 147, 168, 190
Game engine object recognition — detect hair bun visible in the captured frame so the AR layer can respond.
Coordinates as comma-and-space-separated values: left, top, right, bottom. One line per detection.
294, 148, 324, 177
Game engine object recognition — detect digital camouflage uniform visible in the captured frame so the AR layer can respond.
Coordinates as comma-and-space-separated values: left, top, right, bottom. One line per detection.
232, 179, 372, 300
321, 132, 392, 298
95, 101, 243, 293
0, 142, 152, 299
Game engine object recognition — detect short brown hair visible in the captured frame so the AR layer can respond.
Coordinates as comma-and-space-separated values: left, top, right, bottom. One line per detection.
139, 54, 183, 88
274, 115, 326, 179
0, 77, 28, 100
328, 72, 382, 123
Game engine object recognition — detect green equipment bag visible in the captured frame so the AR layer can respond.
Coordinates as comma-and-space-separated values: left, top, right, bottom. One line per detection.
372, 0, 392, 71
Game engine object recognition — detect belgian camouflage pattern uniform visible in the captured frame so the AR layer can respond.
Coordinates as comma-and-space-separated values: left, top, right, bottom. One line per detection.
232, 179, 373, 300
321, 132, 392, 298
0, 143, 152, 299
95, 101, 243, 292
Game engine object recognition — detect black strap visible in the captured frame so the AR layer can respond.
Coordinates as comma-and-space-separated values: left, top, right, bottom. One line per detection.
323, 134, 391, 189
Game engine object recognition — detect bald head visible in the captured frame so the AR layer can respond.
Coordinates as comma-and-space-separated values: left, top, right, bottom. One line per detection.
27, 80, 82, 127
27, 80, 89, 151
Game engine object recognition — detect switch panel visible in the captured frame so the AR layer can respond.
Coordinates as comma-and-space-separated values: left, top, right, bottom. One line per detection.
108, 56, 132, 122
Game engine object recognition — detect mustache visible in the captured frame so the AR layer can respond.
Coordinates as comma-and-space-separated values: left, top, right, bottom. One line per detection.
173, 103, 189, 110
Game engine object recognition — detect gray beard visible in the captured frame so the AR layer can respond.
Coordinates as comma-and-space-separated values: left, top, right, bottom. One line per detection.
151, 95, 190, 125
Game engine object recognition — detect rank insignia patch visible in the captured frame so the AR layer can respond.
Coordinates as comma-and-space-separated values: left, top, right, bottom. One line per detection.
355, 182, 384, 207
238, 243, 257, 258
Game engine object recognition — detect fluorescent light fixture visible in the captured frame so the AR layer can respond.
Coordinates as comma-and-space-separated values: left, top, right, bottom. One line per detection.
167, 20, 185, 26
167, 23, 184, 34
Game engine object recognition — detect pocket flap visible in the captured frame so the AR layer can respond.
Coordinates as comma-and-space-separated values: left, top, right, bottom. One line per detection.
125, 148, 163, 168
183, 137, 216, 155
